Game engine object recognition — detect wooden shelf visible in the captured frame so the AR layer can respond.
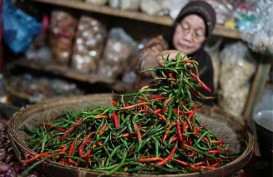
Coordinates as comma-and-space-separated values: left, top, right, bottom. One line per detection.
9, 59, 131, 92
31, 0, 241, 39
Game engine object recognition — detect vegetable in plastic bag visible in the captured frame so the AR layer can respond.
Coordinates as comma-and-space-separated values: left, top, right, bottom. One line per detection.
140, 0, 162, 15
218, 42, 256, 117
49, 11, 77, 65
120, 0, 140, 11
242, 1, 273, 55
71, 16, 107, 73
98, 28, 136, 79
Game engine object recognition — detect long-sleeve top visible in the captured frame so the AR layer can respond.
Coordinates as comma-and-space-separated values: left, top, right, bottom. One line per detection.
134, 35, 215, 106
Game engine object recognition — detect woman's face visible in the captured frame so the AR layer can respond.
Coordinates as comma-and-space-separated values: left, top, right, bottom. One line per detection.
173, 14, 206, 55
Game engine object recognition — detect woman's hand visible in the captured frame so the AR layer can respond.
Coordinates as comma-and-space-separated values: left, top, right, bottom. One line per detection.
157, 50, 181, 66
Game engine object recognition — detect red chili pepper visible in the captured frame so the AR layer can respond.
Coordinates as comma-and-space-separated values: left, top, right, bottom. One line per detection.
210, 159, 222, 168
94, 114, 108, 118
121, 133, 131, 138
154, 108, 162, 114
111, 112, 120, 128
84, 150, 91, 166
187, 151, 195, 157
68, 133, 82, 157
156, 113, 167, 122
62, 118, 83, 140
203, 137, 209, 144
23, 152, 51, 164
96, 142, 103, 146
187, 107, 197, 120
98, 124, 107, 135
187, 139, 193, 145
68, 158, 79, 166
139, 95, 165, 101
183, 122, 188, 131
168, 72, 176, 81
208, 149, 222, 155
172, 159, 189, 166
163, 123, 172, 143
193, 127, 201, 136
157, 142, 177, 166
68, 140, 77, 156
110, 99, 117, 106
60, 146, 67, 153
190, 72, 211, 93
171, 136, 178, 143
134, 123, 142, 142
121, 102, 147, 110
163, 97, 173, 106
176, 120, 184, 148
79, 132, 94, 158
43, 122, 66, 132
136, 157, 163, 163
211, 138, 223, 145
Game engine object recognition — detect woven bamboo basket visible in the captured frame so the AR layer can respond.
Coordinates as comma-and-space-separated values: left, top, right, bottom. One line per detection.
8, 94, 254, 177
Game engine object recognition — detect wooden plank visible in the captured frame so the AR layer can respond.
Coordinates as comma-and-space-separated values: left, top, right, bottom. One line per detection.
30, 0, 241, 39
31, 0, 172, 25
12, 59, 115, 84
243, 57, 272, 120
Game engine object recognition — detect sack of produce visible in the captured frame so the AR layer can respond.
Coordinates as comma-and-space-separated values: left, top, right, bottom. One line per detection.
140, 0, 163, 15
218, 42, 256, 117
242, 1, 273, 56
97, 28, 135, 79
120, 0, 140, 11
71, 16, 107, 73
49, 11, 77, 65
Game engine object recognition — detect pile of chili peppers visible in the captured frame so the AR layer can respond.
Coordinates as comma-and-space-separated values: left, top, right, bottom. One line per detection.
21, 53, 241, 175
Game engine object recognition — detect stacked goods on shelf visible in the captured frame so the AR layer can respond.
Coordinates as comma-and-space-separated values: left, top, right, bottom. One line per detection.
49, 11, 78, 65
71, 16, 107, 74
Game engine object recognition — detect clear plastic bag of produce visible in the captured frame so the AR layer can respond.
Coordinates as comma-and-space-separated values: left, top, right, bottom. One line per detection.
161, 0, 188, 18
49, 11, 77, 65
120, 0, 140, 11
140, 0, 163, 16
109, 0, 121, 8
71, 16, 107, 73
218, 42, 256, 117
241, 0, 273, 56
98, 28, 136, 80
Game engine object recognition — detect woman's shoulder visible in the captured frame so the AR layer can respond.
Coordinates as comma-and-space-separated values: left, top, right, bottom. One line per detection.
144, 35, 169, 51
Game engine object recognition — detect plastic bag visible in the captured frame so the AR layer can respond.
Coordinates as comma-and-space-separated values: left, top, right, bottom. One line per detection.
140, 0, 162, 16
241, 1, 273, 55
218, 42, 256, 117
2, 0, 42, 54
120, 0, 140, 11
109, 0, 121, 8
98, 28, 135, 79
49, 11, 77, 65
206, 0, 234, 25
25, 15, 52, 63
161, 0, 188, 19
71, 16, 107, 73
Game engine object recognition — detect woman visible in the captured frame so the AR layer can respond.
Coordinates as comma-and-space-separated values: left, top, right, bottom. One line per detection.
134, 0, 216, 106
